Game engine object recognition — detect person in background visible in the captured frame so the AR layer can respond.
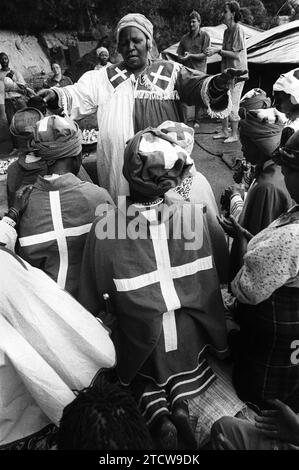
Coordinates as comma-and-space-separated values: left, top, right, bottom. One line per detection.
207, 1, 248, 143
273, 67, 299, 144
38, 13, 247, 202
0, 52, 33, 128
177, 10, 210, 130
223, 109, 292, 280
43, 62, 73, 88
94, 47, 111, 70
17, 115, 113, 299
218, 130, 299, 412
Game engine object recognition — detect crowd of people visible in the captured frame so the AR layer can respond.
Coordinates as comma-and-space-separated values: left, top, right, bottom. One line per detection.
1, 2, 299, 452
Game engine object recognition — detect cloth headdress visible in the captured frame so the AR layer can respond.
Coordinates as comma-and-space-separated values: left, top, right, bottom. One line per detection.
116, 13, 153, 48
96, 47, 109, 57
239, 88, 271, 114
31, 115, 82, 161
239, 109, 284, 158
123, 121, 194, 201
273, 68, 299, 105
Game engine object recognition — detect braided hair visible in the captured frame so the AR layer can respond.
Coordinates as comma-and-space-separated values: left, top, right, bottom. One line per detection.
57, 371, 153, 450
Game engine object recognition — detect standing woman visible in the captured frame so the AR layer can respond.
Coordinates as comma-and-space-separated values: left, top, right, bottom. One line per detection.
207, 2, 248, 143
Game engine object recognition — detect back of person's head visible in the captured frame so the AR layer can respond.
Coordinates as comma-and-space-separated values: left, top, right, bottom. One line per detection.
27, 96, 48, 116
189, 10, 201, 23
239, 88, 271, 119
239, 110, 283, 165
31, 115, 82, 173
57, 371, 153, 450
123, 121, 194, 202
225, 1, 242, 22
10, 107, 44, 149
47, 153, 82, 176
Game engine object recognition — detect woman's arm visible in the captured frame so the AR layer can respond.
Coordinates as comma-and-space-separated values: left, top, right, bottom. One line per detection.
231, 225, 299, 305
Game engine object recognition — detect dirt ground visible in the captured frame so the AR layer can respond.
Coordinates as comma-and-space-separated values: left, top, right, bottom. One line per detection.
192, 120, 239, 209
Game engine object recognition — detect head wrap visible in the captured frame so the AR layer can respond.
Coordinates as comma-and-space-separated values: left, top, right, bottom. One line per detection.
273, 68, 299, 105
96, 47, 109, 57
239, 88, 271, 117
275, 130, 299, 170
239, 109, 284, 159
10, 108, 44, 138
123, 121, 194, 201
116, 13, 153, 48
31, 115, 82, 161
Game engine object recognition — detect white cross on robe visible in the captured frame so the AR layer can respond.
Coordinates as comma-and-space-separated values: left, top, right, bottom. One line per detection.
110, 67, 128, 82
150, 65, 172, 85
113, 208, 213, 353
19, 191, 92, 289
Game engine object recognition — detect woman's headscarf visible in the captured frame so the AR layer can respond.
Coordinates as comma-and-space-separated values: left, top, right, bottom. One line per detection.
116, 13, 153, 48
273, 68, 299, 105
239, 109, 284, 158
31, 115, 82, 161
96, 47, 109, 57
123, 121, 194, 202
239, 88, 271, 118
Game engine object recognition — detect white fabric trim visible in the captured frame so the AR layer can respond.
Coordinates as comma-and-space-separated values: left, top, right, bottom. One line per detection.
37, 116, 50, 133
141, 397, 167, 416
110, 67, 128, 82
19, 224, 92, 247
114, 256, 213, 292
49, 191, 68, 289
170, 365, 211, 393
171, 374, 215, 406
201, 75, 232, 119
163, 310, 177, 352
146, 407, 170, 426
0, 220, 17, 252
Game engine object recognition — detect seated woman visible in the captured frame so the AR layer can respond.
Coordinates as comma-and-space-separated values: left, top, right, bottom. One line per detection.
79, 121, 229, 449
228, 109, 292, 279
219, 130, 299, 411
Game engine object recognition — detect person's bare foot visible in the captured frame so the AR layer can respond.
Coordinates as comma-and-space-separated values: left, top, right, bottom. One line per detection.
224, 136, 239, 143
213, 131, 229, 140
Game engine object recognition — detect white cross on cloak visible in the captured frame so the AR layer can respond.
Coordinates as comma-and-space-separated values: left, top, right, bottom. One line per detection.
19, 191, 92, 289
150, 65, 172, 85
113, 208, 213, 352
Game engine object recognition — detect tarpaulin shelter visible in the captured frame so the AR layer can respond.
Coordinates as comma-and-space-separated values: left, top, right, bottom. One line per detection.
162, 20, 299, 97
245, 20, 299, 95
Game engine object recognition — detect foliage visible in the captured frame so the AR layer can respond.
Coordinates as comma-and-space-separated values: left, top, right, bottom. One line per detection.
0, 0, 297, 49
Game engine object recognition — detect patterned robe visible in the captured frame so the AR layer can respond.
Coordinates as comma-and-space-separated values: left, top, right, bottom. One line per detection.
54, 60, 230, 201
79, 197, 228, 423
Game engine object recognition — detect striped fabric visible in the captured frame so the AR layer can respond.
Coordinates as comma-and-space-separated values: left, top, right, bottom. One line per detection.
136, 359, 215, 425
188, 357, 244, 448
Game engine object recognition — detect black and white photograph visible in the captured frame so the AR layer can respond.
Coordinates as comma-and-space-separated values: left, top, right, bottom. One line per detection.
0, 0, 299, 459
